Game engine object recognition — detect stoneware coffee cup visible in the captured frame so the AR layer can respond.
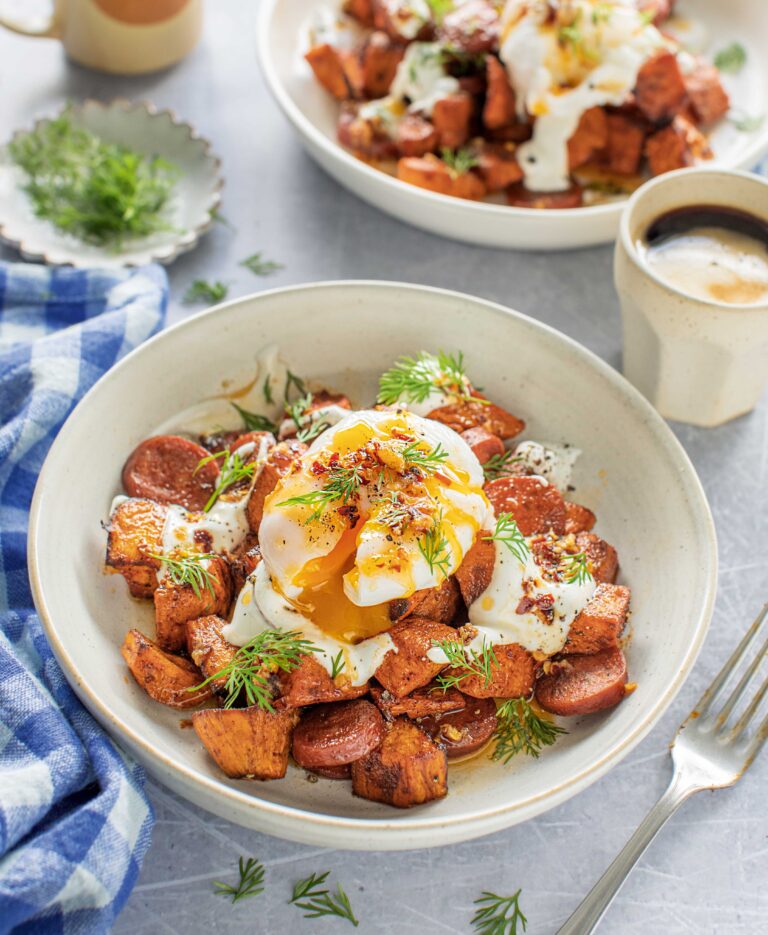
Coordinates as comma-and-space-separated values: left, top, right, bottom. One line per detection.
614, 167, 768, 427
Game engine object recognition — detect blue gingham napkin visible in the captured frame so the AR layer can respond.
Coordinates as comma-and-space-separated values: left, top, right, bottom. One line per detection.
0, 262, 168, 934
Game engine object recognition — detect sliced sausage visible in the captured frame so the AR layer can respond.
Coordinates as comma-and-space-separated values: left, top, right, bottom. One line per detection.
246, 440, 307, 533
564, 501, 596, 535
308, 763, 352, 780
438, 0, 499, 53
370, 682, 466, 720
419, 696, 497, 758
484, 475, 566, 535
535, 647, 628, 716
563, 583, 630, 655
454, 535, 495, 607
292, 699, 386, 769
338, 106, 399, 160
460, 426, 505, 464
122, 435, 220, 511
427, 396, 525, 439
507, 182, 584, 209
396, 114, 440, 158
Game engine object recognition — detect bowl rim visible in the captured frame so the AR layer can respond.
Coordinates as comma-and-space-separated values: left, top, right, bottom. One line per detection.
28, 280, 718, 847
256, 0, 768, 225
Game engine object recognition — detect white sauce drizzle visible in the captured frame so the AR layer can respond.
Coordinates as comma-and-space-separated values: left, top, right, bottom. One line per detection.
277, 403, 352, 440
390, 42, 460, 117
513, 440, 581, 492
382, 0, 432, 40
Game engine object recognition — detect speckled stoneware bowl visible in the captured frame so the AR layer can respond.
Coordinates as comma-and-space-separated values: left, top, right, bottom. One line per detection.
0, 99, 222, 268
28, 282, 717, 850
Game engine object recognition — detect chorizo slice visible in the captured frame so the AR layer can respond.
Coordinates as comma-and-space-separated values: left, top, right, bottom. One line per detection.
370, 682, 466, 719
153, 555, 232, 652
683, 59, 729, 126
361, 30, 404, 99
193, 706, 298, 780
308, 763, 352, 780
122, 435, 220, 511
396, 114, 440, 158
427, 396, 525, 439
564, 500, 596, 535
389, 576, 460, 625
634, 51, 688, 123
460, 426, 505, 464
279, 655, 369, 707
105, 498, 165, 598
438, 0, 499, 53
484, 475, 567, 535
292, 700, 386, 768
186, 615, 238, 693
419, 696, 497, 758
483, 55, 517, 130
351, 717, 448, 807
563, 583, 630, 655
576, 531, 618, 584
451, 641, 536, 699
475, 143, 523, 192
375, 618, 455, 698
227, 430, 275, 456
121, 628, 211, 709
567, 106, 608, 169
507, 182, 584, 209
536, 647, 628, 716
246, 440, 307, 533
397, 155, 487, 200
454, 535, 495, 607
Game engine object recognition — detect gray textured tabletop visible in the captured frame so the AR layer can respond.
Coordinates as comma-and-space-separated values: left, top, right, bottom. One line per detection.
2, 3, 767, 933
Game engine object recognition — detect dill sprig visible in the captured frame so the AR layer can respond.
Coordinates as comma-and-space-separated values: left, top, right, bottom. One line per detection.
472, 889, 527, 935
8, 109, 179, 247
401, 440, 450, 474
284, 369, 307, 400
231, 402, 278, 434
279, 461, 364, 522
441, 146, 479, 176
425, 0, 454, 24
714, 42, 747, 74
262, 376, 274, 404
195, 447, 256, 511
290, 871, 359, 927
213, 856, 265, 903
492, 697, 567, 763
183, 279, 229, 305
484, 513, 529, 565
433, 637, 498, 691
150, 552, 217, 598
417, 512, 452, 579
330, 650, 346, 679
240, 251, 283, 276
482, 450, 521, 481
377, 350, 471, 406
193, 628, 319, 710
375, 489, 414, 529
287, 392, 332, 443
561, 550, 593, 585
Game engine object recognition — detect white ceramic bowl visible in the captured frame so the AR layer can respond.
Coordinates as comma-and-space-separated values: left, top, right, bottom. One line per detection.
29, 282, 717, 850
0, 99, 222, 268
257, 0, 768, 250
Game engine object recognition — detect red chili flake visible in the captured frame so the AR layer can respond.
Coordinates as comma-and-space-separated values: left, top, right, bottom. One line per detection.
310, 460, 326, 476
193, 529, 214, 551
516, 595, 534, 615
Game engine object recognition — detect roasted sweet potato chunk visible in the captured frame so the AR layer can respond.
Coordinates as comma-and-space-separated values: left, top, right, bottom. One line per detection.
370, 682, 466, 720
564, 501, 596, 535
683, 59, 729, 126
484, 475, 566, 535
279, 656, 369, 707
397, 155, 487, 200
432, 92, 474, 149
475, 143, 523, 192
645, 115, 711, 176
344, 0, 374, 27
247, 440, 307, 533
536, 647, 628, 716
438, 0, 499, 53
427, 396, 524, 439
351, 717, 448, 807
373, 0, 432, 41
389, 576, 460, 624
568, 106, 608, 169
121, 628, 211, 708
193, 706, 298, 780
563, 583, 630, 655
396, 114, 439, 157
460, 426, 505, 463
635, 51, 688, 123
375, 618, 455, 697
305, 44, 355, 100
153, 556, 232, 652
483, 55, 517, 130
106, 498, 165, 598
450, 642, 536, 699
454, 535, 495, 607
186, 615, 238, 693
362, 31, 404, 98
576, 531, 618, 583
604, 113, 646, 176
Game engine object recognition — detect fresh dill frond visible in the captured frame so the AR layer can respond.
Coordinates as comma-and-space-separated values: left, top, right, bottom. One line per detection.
240, 251, 283, 276
290, 871, 359, 927
330, 651, 345, 679
284, 368, 307, 400
183, 279, 229, 305
482, 450, 521, 482
729, 111, 765, 132
8, 109, 179, 247
195, 447, 256, 511
441, 146, 479, 176
714, 42, 747, 74
150, 552, 217, 598
400, 440, 450, 474
193, 629, 319, 710
377, 350, 471, 406
484, 513, 529, 565
560, 550, 593, 585
417, 512, 452, 579
213, 856, 265, 903
591, 3, 612, 25
231, 402, 278, 434
472, 889, 527, 935
492, 697, 567, 763
286, 392, 331, 443
278, 462, 364, 522
433, 637, 498, 691
425, 0, 454, 24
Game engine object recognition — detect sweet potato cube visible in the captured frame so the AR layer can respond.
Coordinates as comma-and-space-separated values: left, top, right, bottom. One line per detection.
389, 576, 460, 624
279, 655, 369, 707
370, 683, 466, 720
105, 498, 165, 598
475, 144, 523, 192
604, 113, 646, 175
153, 556, 232, 652
305, 44, 354, 100
397, 155, 487, 200
645, 115, 711, 176
454, 535, 495, 607
344, 0, 374, 26
396, 114, 440, 157
564, 501, 596, 535
362, 30, 404, 98
484, 475, 566, 535
684, 59, 729, 126
351, 718, 448, 807
577, 531, 618, 583
567, 106, 608, 169
247, 440, 307, 533
193, 706, 298, 780
121, 628, 211, 709
452, 642, 535, 699
483, 55, 517, 129
186, 615, 238, 693
635, 51, 688, 123
375, 618, 455, 697
432, 92, 474, 149
563, 583, 631, 655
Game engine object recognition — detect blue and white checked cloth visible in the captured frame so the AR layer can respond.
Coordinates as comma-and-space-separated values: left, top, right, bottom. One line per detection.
0, 262, 168, 934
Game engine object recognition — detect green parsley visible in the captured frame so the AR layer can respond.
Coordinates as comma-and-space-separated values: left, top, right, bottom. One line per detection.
714, 42, 747, 74
183, 279, 229, 305
492, 697, 567, 763
213, 856, 265, 903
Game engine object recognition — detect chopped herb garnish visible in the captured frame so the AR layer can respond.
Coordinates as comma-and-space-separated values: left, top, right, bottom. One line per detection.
287, 392, 331, 443
561, 550, 593, 585
425, 0, 454, 24
441, 146, 479, 176
482, 450, 521, 482
183, 279, 229, 305
714, 42, 747, 74
401, 440, 450, 474
193, 629, 319, 710
213, 856, 265, 903
290, 872, 359, 927
378, 350, 471, 406
417, 512, 452, 579
591, 3, 612, 26
284, 368, 307, 401
484, 514, 529, 565
492, 697, 567, 763
433, 637, 498, 691
472, 889, 527, 935
231, 402, 278, 434
262, 376, 274, 405
149, 552, 217, 598
330, 651, 345, 680
8, 108, 179, 247
279, 462, 364, 522
729, 111, 765, 132
195, 447, 256, 511
240, 251, 284, 276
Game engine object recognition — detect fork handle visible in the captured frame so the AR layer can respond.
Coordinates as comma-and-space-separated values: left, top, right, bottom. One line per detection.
556, 772, 699, 935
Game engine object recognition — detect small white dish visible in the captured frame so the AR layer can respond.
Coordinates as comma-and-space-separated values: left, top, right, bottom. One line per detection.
28, 281, 717, 850
615, 167, 768, 426
0, 99, 222, 268
257, 0, 768, 250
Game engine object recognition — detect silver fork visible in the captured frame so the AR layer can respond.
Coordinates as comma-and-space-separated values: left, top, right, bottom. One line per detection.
557, 603, 768, 935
